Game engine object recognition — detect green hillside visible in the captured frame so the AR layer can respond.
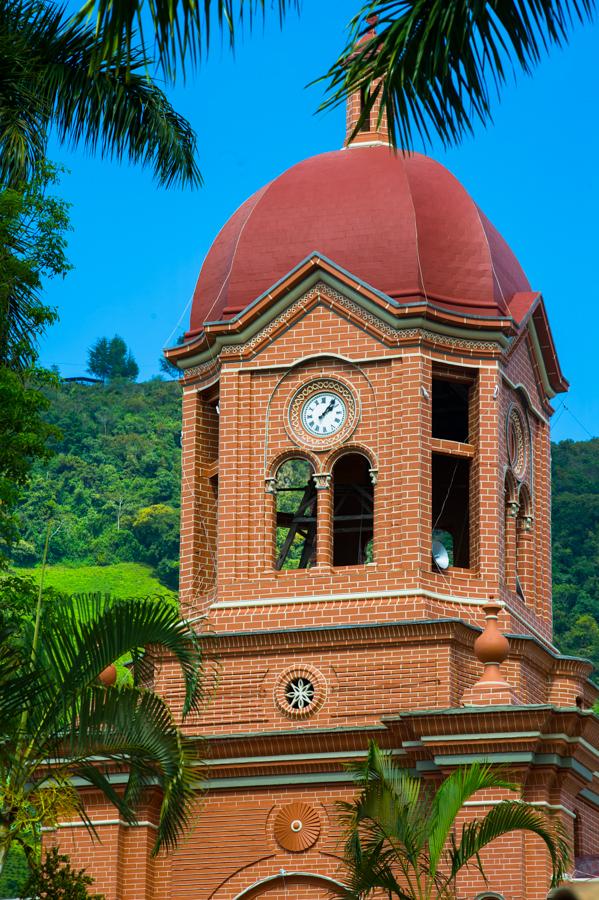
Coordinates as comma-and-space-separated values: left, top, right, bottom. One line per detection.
552, 438, 599, 663
9, 379, 599, 666
16, 561, 177, 601
13, 379, 181, 591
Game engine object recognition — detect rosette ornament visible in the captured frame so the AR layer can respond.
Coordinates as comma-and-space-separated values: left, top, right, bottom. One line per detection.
274, 802, 321, 852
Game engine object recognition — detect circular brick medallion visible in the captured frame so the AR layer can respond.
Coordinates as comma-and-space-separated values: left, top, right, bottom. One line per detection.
274, 664, 326, 719
287, 378, 359, 450
506, 406, 528, 479
274, 801, 321, 852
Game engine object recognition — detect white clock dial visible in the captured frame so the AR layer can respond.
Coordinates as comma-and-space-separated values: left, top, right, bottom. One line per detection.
301, 392, 347, 437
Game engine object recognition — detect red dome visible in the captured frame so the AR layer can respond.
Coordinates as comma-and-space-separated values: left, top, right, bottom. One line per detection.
189, 146, 530, 332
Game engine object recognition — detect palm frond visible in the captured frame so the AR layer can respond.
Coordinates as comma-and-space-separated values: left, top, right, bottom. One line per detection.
36, 593, 203, 721
342, 743, 428, 864
0, 0, 200, 187
449, 800, 571, 887
319, 0, 596, 150
0, 627, 42, 732
75, 0, 299, 80
65, 683, 199, 854
428, 762, 518, 876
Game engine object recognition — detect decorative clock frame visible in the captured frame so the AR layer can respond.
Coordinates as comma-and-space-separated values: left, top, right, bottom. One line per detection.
286, 377, 359, 450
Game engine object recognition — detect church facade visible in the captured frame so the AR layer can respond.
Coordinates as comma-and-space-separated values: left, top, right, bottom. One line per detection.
52, 92, 599, 899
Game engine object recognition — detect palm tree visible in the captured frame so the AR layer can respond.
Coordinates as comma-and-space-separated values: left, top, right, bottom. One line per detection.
320, 0, 596, 149
338, 742, 570, 899
0, 0, 200, 189
73, 0, 594, 151
0, 589, 204, 878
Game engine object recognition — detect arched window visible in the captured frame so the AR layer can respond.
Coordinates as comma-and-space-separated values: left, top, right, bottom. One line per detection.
274, 458, 317, 570
474, 894, 506, 900
516, 483, 533, 601
332, 453, 374, 567
504, 470, 518, 592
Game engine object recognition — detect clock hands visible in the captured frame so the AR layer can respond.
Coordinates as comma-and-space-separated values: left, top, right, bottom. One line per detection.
319, 398, 336, 420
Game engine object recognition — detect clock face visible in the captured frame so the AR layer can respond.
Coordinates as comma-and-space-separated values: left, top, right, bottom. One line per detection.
301, 392, 347, 437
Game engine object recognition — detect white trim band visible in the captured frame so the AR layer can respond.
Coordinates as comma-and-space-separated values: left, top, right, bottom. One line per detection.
42, 819, 158, 831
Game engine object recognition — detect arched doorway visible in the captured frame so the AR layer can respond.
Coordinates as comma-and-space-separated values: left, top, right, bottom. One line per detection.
233, 871, 348, 899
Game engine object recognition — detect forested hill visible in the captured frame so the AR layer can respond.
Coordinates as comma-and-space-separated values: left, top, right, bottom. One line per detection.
552, 439, 599, 663
14, 380, 181, 589
11, 380, 599, 666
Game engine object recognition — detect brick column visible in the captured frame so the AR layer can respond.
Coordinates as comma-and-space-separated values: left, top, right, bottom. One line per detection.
517, 515, 535, 604
314, 475, 332, 567
398, 352, 431, 576
179, 386, 219, 618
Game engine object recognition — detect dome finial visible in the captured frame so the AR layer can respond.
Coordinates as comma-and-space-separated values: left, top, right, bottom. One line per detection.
345, 17, 390, 148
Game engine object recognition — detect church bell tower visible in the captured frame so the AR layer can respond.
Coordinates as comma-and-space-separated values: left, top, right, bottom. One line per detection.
54, 84, 599, 900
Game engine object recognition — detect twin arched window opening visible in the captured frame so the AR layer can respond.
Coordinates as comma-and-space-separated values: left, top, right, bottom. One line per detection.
504, 473, 533, 601
274, 453, 374, 570
274, 459, 317, 570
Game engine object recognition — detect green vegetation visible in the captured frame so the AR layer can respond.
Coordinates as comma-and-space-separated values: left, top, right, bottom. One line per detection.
0, 163, 70, 561
14, 563, 176, 602
21, 847, 105, 900
552, 438, 599, 664
0, 845, 27, 899
339, 741, 569, 897
13, 378, 181, 590
0, 588, 203, 881
87, 335, 139, 383
0, 0, 199, 189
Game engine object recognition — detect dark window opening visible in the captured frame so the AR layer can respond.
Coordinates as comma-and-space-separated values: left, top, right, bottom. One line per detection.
275, 459, 316, 570
359, 86, 371, 132
333, 454, 374, 566
432, 379, 470, 443
432, 528, 454, 568
432, 454, 470, 568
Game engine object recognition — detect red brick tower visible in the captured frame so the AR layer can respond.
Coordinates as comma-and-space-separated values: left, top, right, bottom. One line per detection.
53, 96, 599, 899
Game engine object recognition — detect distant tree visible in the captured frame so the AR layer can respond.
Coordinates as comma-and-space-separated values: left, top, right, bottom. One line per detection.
132, 504, 179, 565
88, 336, 139, 382
159, 333, 185, 379
20, 847, 105, 900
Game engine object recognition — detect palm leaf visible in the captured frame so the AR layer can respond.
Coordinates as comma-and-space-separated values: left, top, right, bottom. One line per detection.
319, 0, 596, 150
75, 0, 299, 80
340, 744, 572, 898
427, 762, 518, 876
61, 683, 200, 854
36, 593, 203, 721
448, 799, 570, 887
0, 0, 200, 187
0, 627, 42, 732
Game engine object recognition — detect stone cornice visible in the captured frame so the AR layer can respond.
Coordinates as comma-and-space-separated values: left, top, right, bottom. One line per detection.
174, 267, 512, 377
186, 706, 599, 787
166, 256, 562, 402
188, 617, 593, 679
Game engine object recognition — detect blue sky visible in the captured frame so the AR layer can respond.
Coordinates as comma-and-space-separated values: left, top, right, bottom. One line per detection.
40, 2, 599, 442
